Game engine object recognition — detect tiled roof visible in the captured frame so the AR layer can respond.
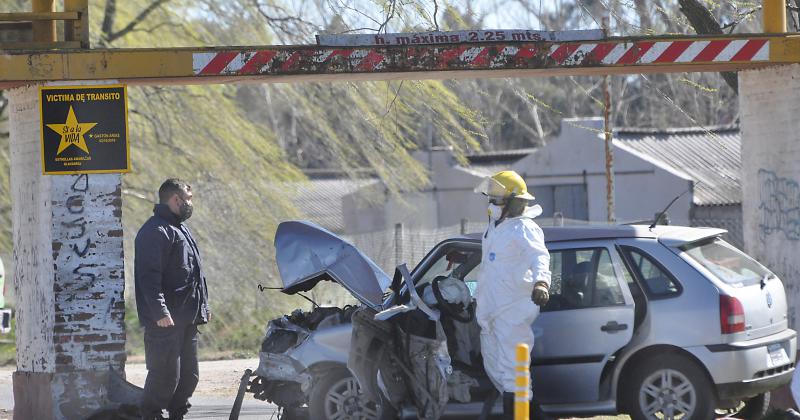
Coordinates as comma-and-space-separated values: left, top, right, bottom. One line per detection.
614, 126, 741, 206
289, 172, 377, 233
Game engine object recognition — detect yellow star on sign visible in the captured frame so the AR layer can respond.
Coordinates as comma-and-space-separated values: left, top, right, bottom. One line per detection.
46, 106, 97, 155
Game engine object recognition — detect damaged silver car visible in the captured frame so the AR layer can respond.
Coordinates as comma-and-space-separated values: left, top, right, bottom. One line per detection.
233, 220, 796, 420
233, 220, 392, 419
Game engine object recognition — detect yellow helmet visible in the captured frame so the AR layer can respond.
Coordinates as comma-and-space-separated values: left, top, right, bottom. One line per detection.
474, 170, 535, 201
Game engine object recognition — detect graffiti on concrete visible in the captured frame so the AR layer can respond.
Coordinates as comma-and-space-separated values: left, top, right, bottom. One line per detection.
52, 174, 126, 375
771, 255, 800, 329
758, 169, 800, 241
62, 175, 97, 288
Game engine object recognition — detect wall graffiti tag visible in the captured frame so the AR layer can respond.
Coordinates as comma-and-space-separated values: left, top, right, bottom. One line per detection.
60, 174, 96, 289
758, 169, 800, 241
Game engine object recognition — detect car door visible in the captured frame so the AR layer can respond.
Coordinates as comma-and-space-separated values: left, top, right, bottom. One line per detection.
531, 240, 636, 404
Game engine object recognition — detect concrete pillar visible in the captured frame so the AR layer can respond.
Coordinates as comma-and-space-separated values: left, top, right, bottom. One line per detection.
740, 64, 800, 411
9, 83, 126, 419
739, 64, 800, 331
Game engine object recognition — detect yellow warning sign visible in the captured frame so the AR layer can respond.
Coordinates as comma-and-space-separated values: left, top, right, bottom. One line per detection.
39, 85, 130, 175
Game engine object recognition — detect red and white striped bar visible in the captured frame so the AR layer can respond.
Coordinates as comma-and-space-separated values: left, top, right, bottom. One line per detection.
193, 38, 771, 77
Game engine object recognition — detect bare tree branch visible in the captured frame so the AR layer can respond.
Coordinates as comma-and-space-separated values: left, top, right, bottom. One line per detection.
378, 0, 398, 33
720, 6, 761, 32
433, 0, 440, 31
677, 0, 738, 94
0, 92, 8, 118
101, 0, 117, 39
253, 0, 319, 42
102, 0, 171, 44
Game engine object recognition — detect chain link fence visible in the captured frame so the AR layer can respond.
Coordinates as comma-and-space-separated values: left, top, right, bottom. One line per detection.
344, 217, 597, 274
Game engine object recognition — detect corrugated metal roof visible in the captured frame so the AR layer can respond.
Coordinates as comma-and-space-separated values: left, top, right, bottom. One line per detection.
464, 147, 537, 177
615, 126, 741, 206
290, 175, 377, 233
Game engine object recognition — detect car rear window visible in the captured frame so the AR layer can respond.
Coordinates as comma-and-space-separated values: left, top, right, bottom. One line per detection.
680, 237, 771, 287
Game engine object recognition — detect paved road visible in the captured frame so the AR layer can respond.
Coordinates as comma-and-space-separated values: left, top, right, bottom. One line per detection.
0, 359, 281, 419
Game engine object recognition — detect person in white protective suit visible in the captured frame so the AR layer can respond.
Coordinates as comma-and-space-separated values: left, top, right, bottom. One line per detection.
473, 170, 551, 419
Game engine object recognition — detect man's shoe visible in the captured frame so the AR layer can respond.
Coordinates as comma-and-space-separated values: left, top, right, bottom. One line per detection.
167, 412, 185, 420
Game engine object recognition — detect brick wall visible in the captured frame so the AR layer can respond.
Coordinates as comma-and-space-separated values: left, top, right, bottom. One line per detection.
10, 83, 126, 420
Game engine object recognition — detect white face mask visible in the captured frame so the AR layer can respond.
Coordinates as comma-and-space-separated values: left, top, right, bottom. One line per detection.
488, 204, 504, 221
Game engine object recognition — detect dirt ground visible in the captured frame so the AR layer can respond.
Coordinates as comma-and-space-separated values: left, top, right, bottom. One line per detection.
125, 357, 260, 397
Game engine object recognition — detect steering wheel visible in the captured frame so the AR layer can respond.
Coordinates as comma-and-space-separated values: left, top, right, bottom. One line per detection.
431, 276, 474, 323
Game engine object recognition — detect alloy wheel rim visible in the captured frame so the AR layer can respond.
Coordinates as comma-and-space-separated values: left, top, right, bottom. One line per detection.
638, 368, 697, 420
324, 376, 381, 420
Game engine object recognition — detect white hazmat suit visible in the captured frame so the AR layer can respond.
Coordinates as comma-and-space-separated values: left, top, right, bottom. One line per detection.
474, 204, 551, 393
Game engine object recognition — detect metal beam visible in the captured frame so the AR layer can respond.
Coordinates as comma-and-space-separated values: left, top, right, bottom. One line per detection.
0, 12, 79, 21
1, 33, 799, 88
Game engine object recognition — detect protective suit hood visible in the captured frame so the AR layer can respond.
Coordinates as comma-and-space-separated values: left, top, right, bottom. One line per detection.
520, 204, 543, 219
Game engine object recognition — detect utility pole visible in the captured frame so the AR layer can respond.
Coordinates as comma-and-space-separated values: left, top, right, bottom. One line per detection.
602, 13, 616, 223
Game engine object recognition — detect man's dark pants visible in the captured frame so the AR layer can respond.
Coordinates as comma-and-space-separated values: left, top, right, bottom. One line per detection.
140, 324, 199, 418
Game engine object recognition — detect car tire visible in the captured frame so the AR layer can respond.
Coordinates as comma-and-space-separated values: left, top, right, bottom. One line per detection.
736, 392, 770, 420
309, 368, 396, 420
624, 353, 715, 420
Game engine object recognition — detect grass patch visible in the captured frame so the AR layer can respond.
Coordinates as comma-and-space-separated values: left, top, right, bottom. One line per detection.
0, 313, 15, 366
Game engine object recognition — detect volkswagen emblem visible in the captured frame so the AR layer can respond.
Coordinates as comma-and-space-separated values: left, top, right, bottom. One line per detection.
766, 291, 773, 308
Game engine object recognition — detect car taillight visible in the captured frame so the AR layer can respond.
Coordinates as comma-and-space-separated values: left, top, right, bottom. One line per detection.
720, 295, 745, 334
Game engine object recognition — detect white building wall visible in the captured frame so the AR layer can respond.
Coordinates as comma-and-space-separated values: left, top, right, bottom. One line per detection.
343, 149, 486, 234
343, 117, 693, 234
740, 64, 800, 329
513, 118, 692, 225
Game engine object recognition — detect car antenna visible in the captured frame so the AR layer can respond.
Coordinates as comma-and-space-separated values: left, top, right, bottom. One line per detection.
649, 182, 699, 230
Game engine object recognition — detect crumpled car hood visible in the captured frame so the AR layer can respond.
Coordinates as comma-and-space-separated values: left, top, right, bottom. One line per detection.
275, 220, 391, 308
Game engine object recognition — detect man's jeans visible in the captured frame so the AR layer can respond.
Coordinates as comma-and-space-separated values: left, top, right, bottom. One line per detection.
140, 324, 199, 418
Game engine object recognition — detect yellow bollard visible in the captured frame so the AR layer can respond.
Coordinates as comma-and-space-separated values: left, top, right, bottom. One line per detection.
515, 343, 530, 420
763, 0, 787, 33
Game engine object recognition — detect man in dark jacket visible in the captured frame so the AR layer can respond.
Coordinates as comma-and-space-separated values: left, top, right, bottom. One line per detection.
135, 178, 210, 420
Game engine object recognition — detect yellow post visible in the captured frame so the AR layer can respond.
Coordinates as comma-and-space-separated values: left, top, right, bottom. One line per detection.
31, 0, 56, 42
515, 343, 530, 420
763, 0, 787, 33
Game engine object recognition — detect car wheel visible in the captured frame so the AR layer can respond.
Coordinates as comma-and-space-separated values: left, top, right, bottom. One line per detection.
309, 368, 395, 420
624, 353, 715, 420
735, 392, 770, 420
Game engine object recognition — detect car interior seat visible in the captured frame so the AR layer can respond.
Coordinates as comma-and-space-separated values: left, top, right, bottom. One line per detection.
563, 261, 592, 308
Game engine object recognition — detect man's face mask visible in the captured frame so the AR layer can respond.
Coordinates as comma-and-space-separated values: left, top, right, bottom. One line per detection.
488, 203, 504, 221
176, 195, 193, 222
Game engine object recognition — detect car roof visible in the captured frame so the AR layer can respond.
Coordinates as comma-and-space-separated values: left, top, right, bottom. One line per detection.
461, 224, 726, 246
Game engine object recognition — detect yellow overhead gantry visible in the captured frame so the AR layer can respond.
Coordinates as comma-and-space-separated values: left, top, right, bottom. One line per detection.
0, 0, 797, 89
0, 33, 799, 89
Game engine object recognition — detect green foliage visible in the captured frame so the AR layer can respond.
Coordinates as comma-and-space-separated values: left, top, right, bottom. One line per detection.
0, 314, 15, 366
